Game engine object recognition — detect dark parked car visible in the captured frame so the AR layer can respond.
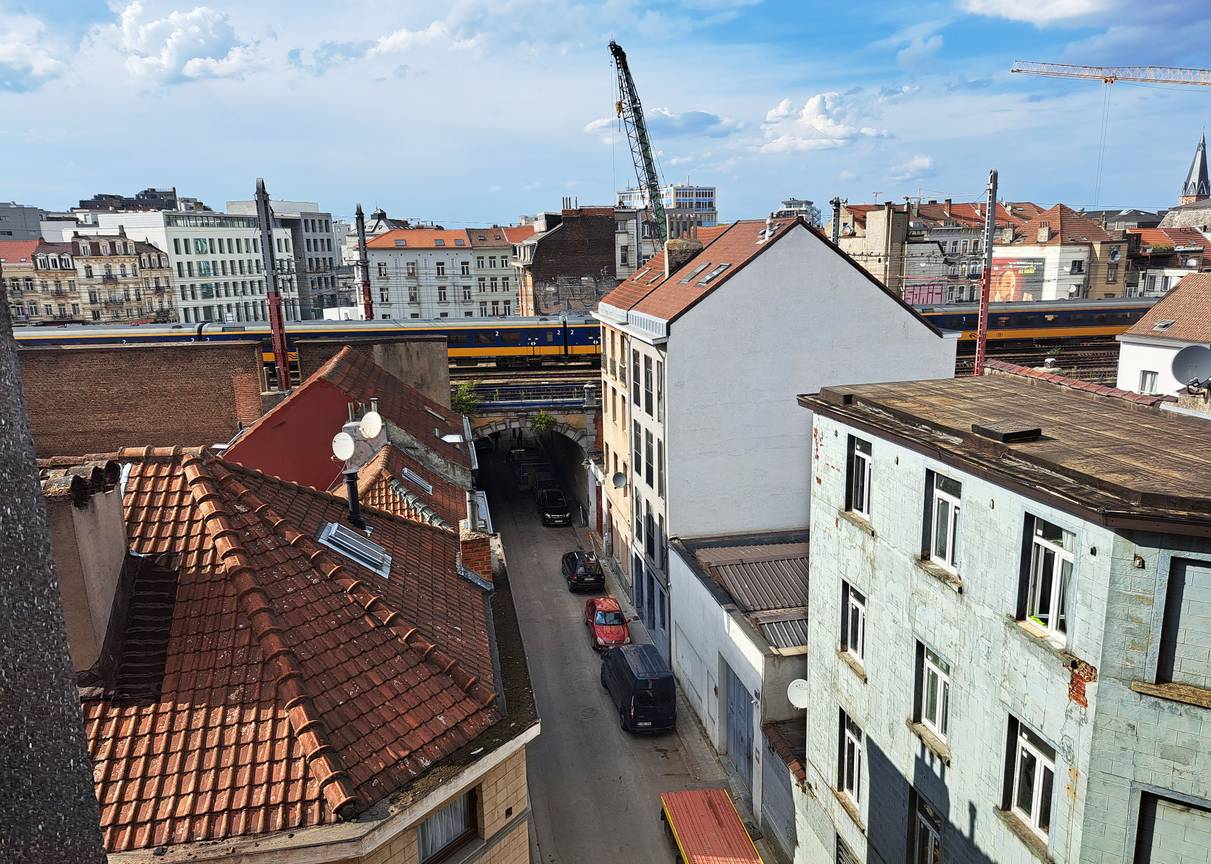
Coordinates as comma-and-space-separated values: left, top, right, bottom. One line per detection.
538, 489, 572, 526
600, 643, 676, 734
561, 550, 605, 592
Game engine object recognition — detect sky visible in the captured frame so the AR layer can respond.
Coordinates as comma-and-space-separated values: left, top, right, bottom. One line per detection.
3, 0, 1211, 224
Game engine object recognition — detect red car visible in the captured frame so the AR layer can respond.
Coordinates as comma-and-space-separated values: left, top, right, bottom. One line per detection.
584, 596, 630, 651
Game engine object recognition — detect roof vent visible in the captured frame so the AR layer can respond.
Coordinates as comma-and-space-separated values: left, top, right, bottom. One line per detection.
1152, 319, 1176, 331
971, 422, 1042, 443
318, 521, 392, 577
402, 466, 433, 495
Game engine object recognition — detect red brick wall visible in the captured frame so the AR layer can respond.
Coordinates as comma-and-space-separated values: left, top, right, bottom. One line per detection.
460, 530, 494, 582
19, 342, 264, 457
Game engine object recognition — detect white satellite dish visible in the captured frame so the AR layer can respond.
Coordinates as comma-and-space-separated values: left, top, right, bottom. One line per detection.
787, 678, 810, 710
611, 472, 626, 489
1171, 344, 1211, 391
331, 431, 356, 462
358, 410, 383, 440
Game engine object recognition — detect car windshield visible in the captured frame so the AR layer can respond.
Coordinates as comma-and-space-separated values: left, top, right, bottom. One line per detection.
544, 492, 567, 506
595, 610, 625, 625
580, 560, 603, 575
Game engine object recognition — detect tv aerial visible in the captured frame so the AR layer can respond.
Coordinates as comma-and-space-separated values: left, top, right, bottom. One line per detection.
1171, 344, 1211, 394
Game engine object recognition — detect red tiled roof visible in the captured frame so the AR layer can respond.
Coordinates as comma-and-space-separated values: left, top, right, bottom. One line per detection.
502, 225, 535, 243
366, 228, 471, 250
1123, 272, 1211, 344
83, 447, 498, 853
1129, 227, 1211, 254
226, 346, 469, 491
0, 238, 40, 264
466, 225, 534, 247
337, 445, 467, 528
845, 201, 1026, 230
1011, 204, 1115, 245
983, 359, 1173, 405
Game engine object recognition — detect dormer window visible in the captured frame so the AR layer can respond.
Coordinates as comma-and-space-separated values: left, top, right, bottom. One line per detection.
678, 262, 710, 284
79, 242, 91, 256
435, 238, 446, 246
100, 242, 110, 255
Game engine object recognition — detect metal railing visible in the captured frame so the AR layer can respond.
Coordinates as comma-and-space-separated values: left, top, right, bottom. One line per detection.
472, 382, 600, 410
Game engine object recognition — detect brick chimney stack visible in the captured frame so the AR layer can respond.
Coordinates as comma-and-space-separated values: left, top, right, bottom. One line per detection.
459, 526, 494, 583
664, 236, 703, 278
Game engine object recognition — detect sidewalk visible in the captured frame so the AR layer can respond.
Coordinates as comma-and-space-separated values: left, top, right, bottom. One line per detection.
569, 523, 784, 863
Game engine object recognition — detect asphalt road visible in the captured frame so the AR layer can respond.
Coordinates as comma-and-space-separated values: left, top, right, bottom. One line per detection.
481, 448, 718, 864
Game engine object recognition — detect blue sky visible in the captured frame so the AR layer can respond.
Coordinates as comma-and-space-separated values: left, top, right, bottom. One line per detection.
3, 0, 1211, 223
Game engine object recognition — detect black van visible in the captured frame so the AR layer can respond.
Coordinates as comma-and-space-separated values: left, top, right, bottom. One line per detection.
600, 644, 676, 733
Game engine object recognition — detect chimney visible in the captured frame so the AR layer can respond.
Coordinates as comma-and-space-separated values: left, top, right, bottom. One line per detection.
459, 525, 494, 583
944, 198, 952, 217
663, 235, 703, 278
42, 461, 127, 673
1037, 225, 1051, 243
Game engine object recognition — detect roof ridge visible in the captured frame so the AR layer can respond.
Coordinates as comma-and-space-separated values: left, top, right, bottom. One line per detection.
207, 457, 495, 710
178, 451, 361, 821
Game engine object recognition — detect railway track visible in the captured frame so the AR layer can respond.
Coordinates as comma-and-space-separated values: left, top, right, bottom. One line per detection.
956, 344, 1119, 382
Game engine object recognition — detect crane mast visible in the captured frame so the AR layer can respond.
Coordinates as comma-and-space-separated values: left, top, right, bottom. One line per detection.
1011, 60, 1211, 86
609, 40, 668, 244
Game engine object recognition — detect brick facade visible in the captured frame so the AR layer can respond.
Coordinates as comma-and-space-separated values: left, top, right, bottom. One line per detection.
461, 528, 495, 582
18, 342, 264, 456
518, 208, 617, 316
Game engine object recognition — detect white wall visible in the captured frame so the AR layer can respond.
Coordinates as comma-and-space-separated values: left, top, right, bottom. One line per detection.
666, 225, 956, 538
1115, 337, 1196, 395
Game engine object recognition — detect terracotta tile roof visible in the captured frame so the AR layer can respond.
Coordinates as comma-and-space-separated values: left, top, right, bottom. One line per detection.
466, 225, 534, 247
38, 458, 120, 504
336, 445, 467, 528
366, 228, 472, 250
0, 238, 40, 264
1011, 203, 1116, 245
984, 359, 1172, 405
1129, 226, 1211, 254
502, 225, 535, 243
1123, 272, 1211, 344
83, 446, 498, 853
226, 346, 469, 491
846, 201, 1026, 230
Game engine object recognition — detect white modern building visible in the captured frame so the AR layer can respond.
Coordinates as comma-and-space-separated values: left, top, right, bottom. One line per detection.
366, 228, 478, 319
228, 199, 339, 318
617, 183, 717, 237
1117, 272, 1211, 395
797, 367, 1211, 864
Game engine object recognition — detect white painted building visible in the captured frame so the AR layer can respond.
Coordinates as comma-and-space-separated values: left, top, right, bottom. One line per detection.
228, 199, 339, 319
617, 183, 718, 237
1117, 272, 1211, 395
366, 228, 477, 319
594, 218, 956, 665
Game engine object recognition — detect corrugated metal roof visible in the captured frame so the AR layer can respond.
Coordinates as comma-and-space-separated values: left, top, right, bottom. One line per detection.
659, 787, 764, 864
760, 618, 809, 650
696, 542, 809, 612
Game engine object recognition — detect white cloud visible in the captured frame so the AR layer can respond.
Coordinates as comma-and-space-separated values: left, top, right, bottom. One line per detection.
897, 33, 943, 66
838, 169, 857, 181
118, 2, 258, 82
958, 0, 1113, 26
0, 14, 67, 91
759, 92, 886, 153
889, 154, 934, 181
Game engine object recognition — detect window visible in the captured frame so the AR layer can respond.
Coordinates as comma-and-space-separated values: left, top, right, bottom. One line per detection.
656, 359, 664, 420
643, 355, 653, 415
435, 238, 445, 247
1005, 718, 1055, 839
438, 285, 447, 302
657, 439, 664, 497
845, 436, 872, 518
490, 277, 498, 292
1070, 259, 1084, 274
407, 261, 417, 277
634, 493, 644, 545
836, 835, 859, 864
620, 244, 629, 265
1022, 516, 1073, 642
1139, 370, 1158, 394
1106, 263, 1118, 282
840, 582, 866, 664
436, 261, 446, 276
632, 349, 641, 403
914, 794, 943, 864
644, 429, 654, 486
462, 285, 472, 302
1157, 559, 1211, 688
417, 791, 475, 862
460, 260, 470, 276
838, 710, 863, 805
377, 261, 387, 277
476, 256, 484, 268
926, 473, 961, 572
409, 286, 419, 303
633, 420, 642, 479
917, 644, 951, 740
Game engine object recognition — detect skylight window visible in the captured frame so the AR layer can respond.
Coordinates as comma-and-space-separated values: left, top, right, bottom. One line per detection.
318, 522, 392, 578
679, 262, 710, 284
1153, 319, 1176, 331
425, 406, 446, 421
435, 238, 446, 246
454, 238, 465, 246
632, 267, 651, 282
402, 467, 433, 495
394, 239, 405, 247
699, 263, 731, 285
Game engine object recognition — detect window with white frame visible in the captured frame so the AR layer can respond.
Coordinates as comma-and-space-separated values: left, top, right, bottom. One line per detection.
926, 472, 961, 572
914, 794, 943, 864
1139, 370, 1158, 394
917, 644, 950, 740
1022, 516, 1073, 642
838, 710, 863, 805
1005, 718, 1055, 839
846, 436, 872, 518
840, 582, 866, 664
417, 790, 475, 861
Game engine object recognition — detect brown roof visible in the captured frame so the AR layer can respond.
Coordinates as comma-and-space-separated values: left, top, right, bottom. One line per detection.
845, 201, 1027, 230
801, 370, 1211, 530
466, 225, 534, 247
336, 444, 467, 528
983, 359, 1171, 406
82, 447, 499, 853
763, 719, 806, 786
366, 228, 471, 250
1128, 227, 1211, 255
1123, 272, 1211, 344
1012, 203, 1116, 245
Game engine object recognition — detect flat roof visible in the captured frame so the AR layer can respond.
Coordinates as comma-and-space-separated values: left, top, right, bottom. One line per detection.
800, 367, 1211, 533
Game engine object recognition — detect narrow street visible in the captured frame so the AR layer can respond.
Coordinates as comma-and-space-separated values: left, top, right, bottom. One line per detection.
480, 444, 731, 864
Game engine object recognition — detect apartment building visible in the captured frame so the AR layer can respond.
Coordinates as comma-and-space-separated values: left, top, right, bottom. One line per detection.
617, 183, 718, 237
468, 225, 532, 317
514, 208, 617, 316
0, 240, 73, 324
796, 365, 1211, 864
614, 206, 660, 280
1123, 226, 1211, 297
992, 205, 1127, 301
366, 229, 478, 319
228, 199, 339, 318
1117, 272, 1211, 396
76, 210, 301, 323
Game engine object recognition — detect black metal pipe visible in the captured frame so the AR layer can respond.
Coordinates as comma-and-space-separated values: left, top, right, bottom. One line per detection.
343, 470, 365, 529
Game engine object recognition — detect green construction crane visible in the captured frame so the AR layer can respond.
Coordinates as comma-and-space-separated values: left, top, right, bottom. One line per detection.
609, 40, 668, 244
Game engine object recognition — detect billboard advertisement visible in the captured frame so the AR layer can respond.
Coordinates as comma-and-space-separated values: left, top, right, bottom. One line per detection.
989, 256, 1045, 302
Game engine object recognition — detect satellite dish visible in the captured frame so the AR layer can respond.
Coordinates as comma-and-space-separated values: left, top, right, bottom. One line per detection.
1171, 344, 1211, 390
358, 410, 383, 440
331, 431, 356, 462
611, 472, 626, 489
787, 678, 810, 710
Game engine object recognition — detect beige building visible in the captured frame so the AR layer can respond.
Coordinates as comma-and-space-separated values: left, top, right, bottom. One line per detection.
598, 322, 634, 589
991, 204, 1127, 300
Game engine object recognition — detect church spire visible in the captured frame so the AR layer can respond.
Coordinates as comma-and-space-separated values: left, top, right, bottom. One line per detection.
1180, 133, 1209, 205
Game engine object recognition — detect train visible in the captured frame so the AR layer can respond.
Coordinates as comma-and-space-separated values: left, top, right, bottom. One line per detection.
12, 298, 1155, 371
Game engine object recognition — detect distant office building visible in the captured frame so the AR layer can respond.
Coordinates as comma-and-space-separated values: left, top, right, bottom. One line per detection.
771, 198, 819, 223
76, 187, 211, 213
617, 183, 717, 237
0, 202, 47, 240
228, 199, 338, 319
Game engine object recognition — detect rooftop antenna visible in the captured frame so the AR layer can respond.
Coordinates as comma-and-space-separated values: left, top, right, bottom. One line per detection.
255, 178, 291, 391
330, 401, 387, 530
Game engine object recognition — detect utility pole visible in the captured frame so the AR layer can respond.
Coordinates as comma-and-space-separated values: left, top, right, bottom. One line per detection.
973, 169, 999, 376
255, 179, 291, 391
355, 204, 373, 321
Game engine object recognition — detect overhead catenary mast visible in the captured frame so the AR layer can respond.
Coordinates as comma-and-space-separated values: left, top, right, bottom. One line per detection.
254, 178, 291, 390
609, 40, 668, 244
355, 204, 373, 321
973, 169, 998, 376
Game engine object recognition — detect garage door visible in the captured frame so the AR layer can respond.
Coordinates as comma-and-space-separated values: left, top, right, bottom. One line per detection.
724, 661, 753, 789
761, 732, 796, 860
1135, 794, 1211, 863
